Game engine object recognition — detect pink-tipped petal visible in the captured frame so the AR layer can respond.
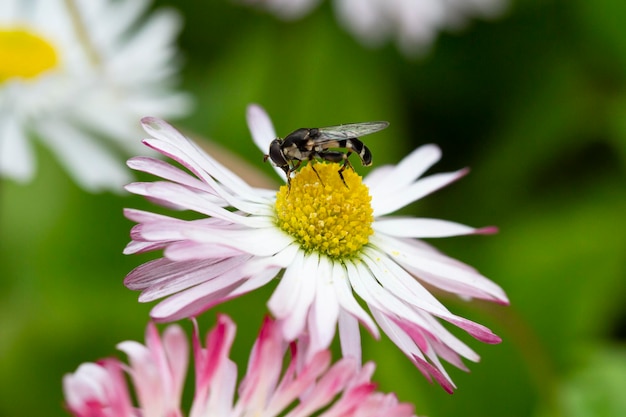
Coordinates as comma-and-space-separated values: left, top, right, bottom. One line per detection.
374, 217, 498, 238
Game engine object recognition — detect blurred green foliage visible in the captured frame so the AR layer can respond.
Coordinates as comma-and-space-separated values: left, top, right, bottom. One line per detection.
1, 0, 625, 416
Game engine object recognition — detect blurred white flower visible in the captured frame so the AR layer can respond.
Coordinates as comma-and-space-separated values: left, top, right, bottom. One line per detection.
0, 0, 191, 192
63, 315, 416, 417
240, 0, 506, 54
242, 0, 323, 20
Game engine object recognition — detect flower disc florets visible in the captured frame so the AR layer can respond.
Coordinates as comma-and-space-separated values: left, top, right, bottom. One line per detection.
275, 163, 374, 259
0, 28, 58, 81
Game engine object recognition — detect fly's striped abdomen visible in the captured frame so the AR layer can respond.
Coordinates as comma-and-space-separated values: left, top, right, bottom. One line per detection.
345, 138, 372, 166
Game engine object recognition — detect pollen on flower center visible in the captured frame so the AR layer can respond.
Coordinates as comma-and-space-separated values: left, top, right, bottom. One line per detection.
0, 28, 58, 82
275, 163, 374, 259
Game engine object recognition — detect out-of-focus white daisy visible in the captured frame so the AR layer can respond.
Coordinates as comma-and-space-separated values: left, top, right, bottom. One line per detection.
123, 105, 508, 392
0, 0, 190, 192
240, 0, 506, 54
63, 315, 416, 417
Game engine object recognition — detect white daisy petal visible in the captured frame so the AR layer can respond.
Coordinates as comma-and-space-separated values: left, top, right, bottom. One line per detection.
337, 310, 362, 364
124, 106, 507, 392
140, 137, 258, 205
366, 144, 441, 197
125, 181, 272, 228
246, 104, 287, 182
360, 164, 394, 191
128, 257, 248, 300
307, 258, 340, 357
182, 227, 293, 258
69, 90, 147, 154
371, 309, 456, 394
0, 0, 20, 21
371, 233, 509, 303
361, 247, 451, 315
246, 104, 277, 153
228, 265, 282, 298
371, 168, 469, 216
331, 263, 379, 338
140, 117, 264, 202
267, 250, 307, 319
125, 258, 186, 291
95, 0, 150, 45
108, 9, 182, 83
127, 156, 214, 193
347, 262, 433, 332
370, 309, 427, 364
164, 241, 245, 262
281, 254, 320, 339
124, 240, 168, 255
149, 272, 247, 322
240, 243, 301, 277
374, 217, 497, 238
270, 253, 318, 341
35, 118, 131, 192
420, 314, 480, 362
0, 115, 35, 181
139, 221, 291, 258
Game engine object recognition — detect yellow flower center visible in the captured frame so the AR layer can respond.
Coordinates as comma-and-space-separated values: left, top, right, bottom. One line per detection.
0, 28, 59, 82
275, 163, 374, 259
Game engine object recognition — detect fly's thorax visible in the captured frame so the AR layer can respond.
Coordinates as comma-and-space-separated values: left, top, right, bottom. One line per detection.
274, 163, 374, 259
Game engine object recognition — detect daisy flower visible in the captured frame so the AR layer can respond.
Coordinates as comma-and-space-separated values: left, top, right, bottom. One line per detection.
0, 0, 190, 192
63, 315, 416, 417
240, 0, 507, 54
124, 104, 509, 392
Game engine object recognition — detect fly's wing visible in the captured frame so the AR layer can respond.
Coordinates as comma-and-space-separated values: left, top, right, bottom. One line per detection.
311, 121, 389, 144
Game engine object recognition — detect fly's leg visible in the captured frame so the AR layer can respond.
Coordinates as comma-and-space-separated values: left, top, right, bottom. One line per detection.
284, 161, 301, 194
307, 158, 325, 187
318, 151, 351, 188
337, 154, 355, 189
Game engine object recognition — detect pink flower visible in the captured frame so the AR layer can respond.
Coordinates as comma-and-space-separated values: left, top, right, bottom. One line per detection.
63, 315, 416, 417
63, 323, 187, 417
123, 104, 509, 391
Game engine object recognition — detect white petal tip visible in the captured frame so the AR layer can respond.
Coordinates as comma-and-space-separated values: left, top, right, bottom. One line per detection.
246, 103, 277, 150
141, 117, 176, 134
140, 116, 160, 126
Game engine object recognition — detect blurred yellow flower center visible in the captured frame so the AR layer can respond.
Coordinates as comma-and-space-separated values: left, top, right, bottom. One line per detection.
275, 163, 374, 259
0, 28, 58, 82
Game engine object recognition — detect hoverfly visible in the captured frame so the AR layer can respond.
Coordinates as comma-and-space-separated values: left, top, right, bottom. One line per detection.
264, 121, 389, 188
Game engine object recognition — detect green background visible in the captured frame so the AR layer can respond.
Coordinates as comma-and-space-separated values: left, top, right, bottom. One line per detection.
2, 0, 626, 416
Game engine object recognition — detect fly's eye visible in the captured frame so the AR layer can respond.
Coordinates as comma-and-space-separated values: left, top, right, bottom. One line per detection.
269, 140, 288, 166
